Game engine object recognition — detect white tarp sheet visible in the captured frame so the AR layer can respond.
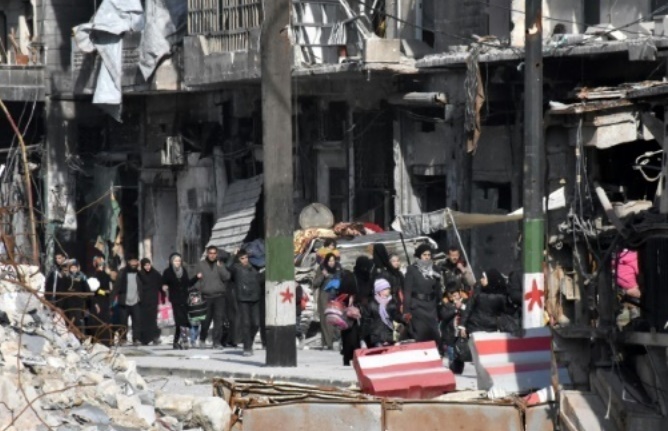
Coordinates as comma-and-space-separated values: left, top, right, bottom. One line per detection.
73, 0, 144, 121
139, 0, 187, 80
392, 209, 522, 237
74, 0, 186, 120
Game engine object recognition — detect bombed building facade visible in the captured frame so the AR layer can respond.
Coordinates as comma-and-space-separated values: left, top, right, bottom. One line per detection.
2, 0, 668, 424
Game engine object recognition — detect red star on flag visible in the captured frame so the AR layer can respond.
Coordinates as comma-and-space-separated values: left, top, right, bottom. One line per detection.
524, 279, 544, 312
279, 286, 294, 304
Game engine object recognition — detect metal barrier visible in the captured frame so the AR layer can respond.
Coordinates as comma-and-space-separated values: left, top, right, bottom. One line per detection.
213, 378, 556, 431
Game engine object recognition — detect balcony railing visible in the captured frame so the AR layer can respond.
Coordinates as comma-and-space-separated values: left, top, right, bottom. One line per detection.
187, 0, 263, 53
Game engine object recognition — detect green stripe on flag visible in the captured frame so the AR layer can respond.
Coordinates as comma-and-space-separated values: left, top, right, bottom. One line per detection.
523, 218, 544, 273
265, 235, 294, 281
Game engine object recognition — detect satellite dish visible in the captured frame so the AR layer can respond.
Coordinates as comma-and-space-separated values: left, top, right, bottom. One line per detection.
299, 203, 335, 230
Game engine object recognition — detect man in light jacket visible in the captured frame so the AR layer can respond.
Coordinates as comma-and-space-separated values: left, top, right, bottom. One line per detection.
197, 246, 231, 348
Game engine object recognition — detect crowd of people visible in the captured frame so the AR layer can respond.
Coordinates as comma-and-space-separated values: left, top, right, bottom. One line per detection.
44, 246, 266, 357
43, 238, 527, 369
314, 240, 523, 372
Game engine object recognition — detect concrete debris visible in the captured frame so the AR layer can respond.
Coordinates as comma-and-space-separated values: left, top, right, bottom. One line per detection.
192, 397, 231, 431
0, 268, 232, 431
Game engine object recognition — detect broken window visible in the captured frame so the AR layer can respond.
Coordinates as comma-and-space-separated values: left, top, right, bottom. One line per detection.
595, 140, 662, 202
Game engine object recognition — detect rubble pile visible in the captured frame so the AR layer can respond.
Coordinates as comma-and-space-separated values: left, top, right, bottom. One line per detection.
0, 265, 231, 431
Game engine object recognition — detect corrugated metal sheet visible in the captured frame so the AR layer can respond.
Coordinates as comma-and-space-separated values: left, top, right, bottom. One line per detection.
207, 174, 263, 252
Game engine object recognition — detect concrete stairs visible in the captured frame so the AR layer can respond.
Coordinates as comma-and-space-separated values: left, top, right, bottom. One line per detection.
560, 390, 619, 431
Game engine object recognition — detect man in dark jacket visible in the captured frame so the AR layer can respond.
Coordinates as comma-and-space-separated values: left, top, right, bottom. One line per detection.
45, 251, 68, 304
111, 255, 142, 345
441, 246, 476, 291
196, 246, 231, 348
231, 250, 262, 356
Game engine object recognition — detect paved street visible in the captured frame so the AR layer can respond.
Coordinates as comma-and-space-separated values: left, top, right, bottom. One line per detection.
122, 341, 479, 391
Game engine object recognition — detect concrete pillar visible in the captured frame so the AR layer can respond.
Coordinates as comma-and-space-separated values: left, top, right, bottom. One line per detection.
43, 99, 78, 261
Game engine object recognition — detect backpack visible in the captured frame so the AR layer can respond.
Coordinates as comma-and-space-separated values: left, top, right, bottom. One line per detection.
324, 294, 350, 330
187, 286, 207, 322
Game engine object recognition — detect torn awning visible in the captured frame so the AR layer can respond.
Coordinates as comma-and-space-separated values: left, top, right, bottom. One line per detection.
207, 175, 263, 252
391, 208, 522, 237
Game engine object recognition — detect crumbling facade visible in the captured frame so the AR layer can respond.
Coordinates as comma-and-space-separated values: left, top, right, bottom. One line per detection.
2, 1, 668, 426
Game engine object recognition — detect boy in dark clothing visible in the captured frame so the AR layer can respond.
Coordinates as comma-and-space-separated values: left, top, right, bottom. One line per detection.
230, 250, 263, 356
439, 281, 468, 373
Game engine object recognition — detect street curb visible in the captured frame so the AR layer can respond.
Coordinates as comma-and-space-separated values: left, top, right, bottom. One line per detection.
136, 365, 357, 389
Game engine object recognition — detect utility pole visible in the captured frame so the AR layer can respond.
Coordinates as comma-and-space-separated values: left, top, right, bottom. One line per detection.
261, 0, 297, 366
522, 0, 545, 329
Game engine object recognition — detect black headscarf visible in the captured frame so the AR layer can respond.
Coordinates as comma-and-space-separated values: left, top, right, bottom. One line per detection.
373, 244, 402, 278
354, 256, 374, 300
484, 268, 507, 294
339, 270, 358, 295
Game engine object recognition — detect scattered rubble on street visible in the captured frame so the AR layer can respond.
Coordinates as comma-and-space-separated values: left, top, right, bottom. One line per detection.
0, 265, 231, 431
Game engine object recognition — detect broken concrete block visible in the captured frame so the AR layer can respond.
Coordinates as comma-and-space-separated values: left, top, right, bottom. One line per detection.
46, 355, 66, 369
65, 350, 81, 366
41, 378, 74, 410
135, 403, 157, 426
364, 38, 401, 63
137, 389, 156, 406
151, 415, 181, 431
71, 402, 112, 425
192, 396, 231, 431
110, 353, 130, 372
155, 392, 195, 422
80, 371, 105, 385
117, 366, 147, 392
96, 378, 121, 407
116, 393, 142, 414
88, 343, 110, 362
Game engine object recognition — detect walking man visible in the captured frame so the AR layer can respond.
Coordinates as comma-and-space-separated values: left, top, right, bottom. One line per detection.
197, 246, 231, 349
112, 255, 142, 345
231, 250, 262, 356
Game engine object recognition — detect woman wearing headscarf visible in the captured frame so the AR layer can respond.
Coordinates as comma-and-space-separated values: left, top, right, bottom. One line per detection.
403, 244, 443, 355
138, 258, 163, 345
372, 244, 405, 309
362, 278, 402, 348
353, 255, 374, 306
313, 253, 341, 350
162, 253, 197, 349
460, 268, 510, 336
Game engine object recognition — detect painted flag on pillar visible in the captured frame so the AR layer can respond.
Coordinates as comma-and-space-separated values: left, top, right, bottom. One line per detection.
523, 272, 545, 329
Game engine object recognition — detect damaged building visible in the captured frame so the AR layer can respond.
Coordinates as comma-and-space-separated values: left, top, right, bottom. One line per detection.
2, 0, 668, 425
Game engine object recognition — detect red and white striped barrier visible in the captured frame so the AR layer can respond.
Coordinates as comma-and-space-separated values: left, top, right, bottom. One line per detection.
524, 386, 556, 406
353, 341, 456, 399
470, 327, 570, 393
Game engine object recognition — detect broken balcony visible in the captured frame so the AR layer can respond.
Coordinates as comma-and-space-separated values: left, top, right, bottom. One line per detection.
183, 0, 410, 88
0, 0, 45, 101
